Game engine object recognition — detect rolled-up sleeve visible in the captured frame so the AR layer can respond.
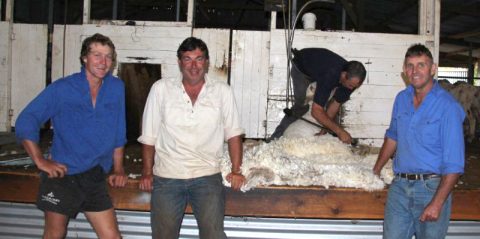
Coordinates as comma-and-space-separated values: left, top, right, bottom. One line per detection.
222, 86, 244, 140
115, 82, 127, 148
441, 101, 465, 174
385, 95, 399, 141
137, 82, 162, 146
15, 85, 57, 143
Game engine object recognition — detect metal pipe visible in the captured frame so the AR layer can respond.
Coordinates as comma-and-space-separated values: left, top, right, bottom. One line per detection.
292, 0, 297, 28
176, 0, 181, 21
112, 0, 118, 20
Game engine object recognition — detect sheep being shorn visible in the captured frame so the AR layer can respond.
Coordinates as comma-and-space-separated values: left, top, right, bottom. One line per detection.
221, 135, 393, 192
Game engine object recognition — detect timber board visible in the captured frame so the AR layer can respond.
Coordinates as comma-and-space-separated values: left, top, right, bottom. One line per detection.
1, 171, 479, 220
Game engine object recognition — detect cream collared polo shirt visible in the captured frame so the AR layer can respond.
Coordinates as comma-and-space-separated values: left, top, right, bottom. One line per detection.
138, 75, 244, 179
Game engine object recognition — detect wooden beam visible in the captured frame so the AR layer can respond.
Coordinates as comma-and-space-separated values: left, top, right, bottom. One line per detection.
83, 0, 91, 24
443, 47, 480, 57
5, 0, 13, 21
1, 171, 479, 220
442, 2, 480, 18
449, 29, 480, 40
419, 0, 440, 64
5, 0, 14, 131
186, 0, 194, 26
441, 37, 480, 49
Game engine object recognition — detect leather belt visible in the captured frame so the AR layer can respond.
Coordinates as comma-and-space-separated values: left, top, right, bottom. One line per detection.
397, 173, 440, 180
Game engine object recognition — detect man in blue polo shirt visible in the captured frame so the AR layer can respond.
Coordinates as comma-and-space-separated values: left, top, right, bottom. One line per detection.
373, 44, 465, 239
15, 33, 127, 239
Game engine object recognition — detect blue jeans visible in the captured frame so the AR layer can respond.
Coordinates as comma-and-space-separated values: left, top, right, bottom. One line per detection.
150, 173, 227, 239
383, 176, 451, 239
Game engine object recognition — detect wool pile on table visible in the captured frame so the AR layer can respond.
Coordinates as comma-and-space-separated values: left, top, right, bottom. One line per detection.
221, 135, 393, 192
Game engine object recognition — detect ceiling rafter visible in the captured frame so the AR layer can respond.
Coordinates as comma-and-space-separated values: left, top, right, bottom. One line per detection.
448, 28, 480, 40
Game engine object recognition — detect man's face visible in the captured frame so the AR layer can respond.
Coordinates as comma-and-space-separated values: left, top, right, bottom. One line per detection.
340, 72, 362, 90
403, 54, 436, 90
82, 43, 113, 81
178, 48, 209, 84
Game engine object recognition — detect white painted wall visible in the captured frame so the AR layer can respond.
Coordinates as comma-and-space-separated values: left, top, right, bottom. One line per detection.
10, 24, 47, 125
193, 28, 230, 83
59, 24, 192, 79
0, 23, 10, 131
230, 30, 270, 138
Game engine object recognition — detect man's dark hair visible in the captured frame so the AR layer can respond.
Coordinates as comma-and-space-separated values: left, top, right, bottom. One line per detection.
343, 61, 367, 83
405, 43, 433, 61
177, 37, 209, 60
79, 33, 117, 68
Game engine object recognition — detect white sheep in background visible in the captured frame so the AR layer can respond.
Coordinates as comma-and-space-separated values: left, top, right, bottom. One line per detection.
439, 80, 480, 142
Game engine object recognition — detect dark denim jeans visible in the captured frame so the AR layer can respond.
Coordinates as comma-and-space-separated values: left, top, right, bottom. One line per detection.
150, 173, 227, 239
383, 176, 451, 239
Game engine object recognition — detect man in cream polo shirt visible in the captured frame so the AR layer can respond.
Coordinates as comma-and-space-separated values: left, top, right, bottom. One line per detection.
138, 37, 245, 239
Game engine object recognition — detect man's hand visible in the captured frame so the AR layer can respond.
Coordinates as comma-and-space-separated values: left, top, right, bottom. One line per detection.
226, 172, 246, 191
420, 203, 442, 222
139, 174, 154, 192
337, 130, 352, 144
37, 159, 68, 178
314, 129, 328, 136
108, 170, 127, 188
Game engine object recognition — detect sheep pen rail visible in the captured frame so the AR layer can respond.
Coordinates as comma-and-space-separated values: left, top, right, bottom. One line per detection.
1, 169, 479, 220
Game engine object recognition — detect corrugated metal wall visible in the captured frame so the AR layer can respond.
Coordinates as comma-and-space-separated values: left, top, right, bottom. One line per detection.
1, 201, 480, 238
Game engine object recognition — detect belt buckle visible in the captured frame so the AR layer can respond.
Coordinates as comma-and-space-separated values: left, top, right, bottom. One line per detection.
405, 173, 420, 180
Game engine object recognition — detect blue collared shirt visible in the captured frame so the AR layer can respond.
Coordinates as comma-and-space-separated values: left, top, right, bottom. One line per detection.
385, 80, 465, 174
15, 68, 126, 174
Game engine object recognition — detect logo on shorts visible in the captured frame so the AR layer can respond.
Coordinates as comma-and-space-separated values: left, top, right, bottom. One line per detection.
42, 192, 60, 205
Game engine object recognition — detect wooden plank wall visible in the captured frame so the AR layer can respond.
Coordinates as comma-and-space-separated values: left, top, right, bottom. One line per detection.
268, 29, 434, 145
60, 25, 192, 80
193, 28, 230, 83
0, 22, 9, 131
230, 31, 270, 138
10, 24, 47, 125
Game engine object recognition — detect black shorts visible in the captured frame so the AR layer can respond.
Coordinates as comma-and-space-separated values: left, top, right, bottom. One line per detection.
36, 165, 113, 218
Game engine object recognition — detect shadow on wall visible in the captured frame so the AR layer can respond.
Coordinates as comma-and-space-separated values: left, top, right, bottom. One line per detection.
119, 63, 161, 142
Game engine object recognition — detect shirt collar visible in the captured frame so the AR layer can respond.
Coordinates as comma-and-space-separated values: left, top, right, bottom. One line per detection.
174, 74, 211, 88
406, 78, 440, 93
76, 67, 112, 93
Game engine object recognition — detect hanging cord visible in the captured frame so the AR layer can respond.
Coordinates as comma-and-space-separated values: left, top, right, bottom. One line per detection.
281, 0, 292, 108
284, 0, 328, 109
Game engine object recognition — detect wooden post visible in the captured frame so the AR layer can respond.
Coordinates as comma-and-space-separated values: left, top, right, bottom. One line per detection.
468, 45, 475, 85
4, 0, 14, 131
187, 0, 193, 27
418, 0, 440, 64
83, 0, 91, 24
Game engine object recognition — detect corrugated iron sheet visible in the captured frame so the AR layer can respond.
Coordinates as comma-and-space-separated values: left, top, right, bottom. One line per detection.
1, 201, 480, 238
